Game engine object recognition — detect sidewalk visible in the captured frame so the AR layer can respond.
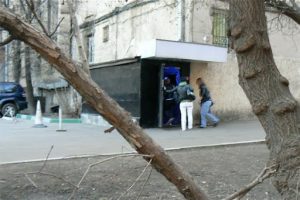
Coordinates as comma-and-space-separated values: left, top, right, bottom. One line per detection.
0, 118, 265, 164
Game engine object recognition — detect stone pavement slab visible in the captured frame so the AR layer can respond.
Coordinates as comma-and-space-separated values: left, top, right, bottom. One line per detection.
0, 118, 265, 164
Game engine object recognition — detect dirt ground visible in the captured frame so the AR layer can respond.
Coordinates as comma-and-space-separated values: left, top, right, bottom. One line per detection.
0, 143, 281, 200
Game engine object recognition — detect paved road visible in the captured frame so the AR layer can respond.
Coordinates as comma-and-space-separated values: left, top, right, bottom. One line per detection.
0, 118, 265, 164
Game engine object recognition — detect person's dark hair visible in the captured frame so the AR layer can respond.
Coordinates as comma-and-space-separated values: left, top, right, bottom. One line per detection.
180, 76, 187, 82
196, 77, 204, 85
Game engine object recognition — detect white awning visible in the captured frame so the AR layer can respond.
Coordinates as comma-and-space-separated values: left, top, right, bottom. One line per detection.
139, 39, 227, 63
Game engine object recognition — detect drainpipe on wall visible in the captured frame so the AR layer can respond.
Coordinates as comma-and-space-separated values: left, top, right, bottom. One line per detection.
177, 0, 185, 42
115, 8, 119, 60
187, 0, 194, 42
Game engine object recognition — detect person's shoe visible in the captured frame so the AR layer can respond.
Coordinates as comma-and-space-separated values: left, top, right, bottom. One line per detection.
199, 126, 205, 128
166, 118, 175, 126
212, 122, 219, 127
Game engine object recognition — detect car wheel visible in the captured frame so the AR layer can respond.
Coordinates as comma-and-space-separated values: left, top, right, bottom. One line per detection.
2, 103, 17, 117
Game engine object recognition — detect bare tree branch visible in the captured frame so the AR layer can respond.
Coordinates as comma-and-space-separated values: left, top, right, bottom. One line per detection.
135, 167, 153, 200
23, 145, 78, 189
24, 173, 38, 188
49, 17, 65, 37
24, 0, 49, 36
223, 164, 278, 200
66, 0, 90, 75
117, 158, 153, 200
0, 35, 14, 46
265, 0, 300, 25
39, 145, 54, 173
68, 154, 153, 200
104, 126, 115, 133
290, 0, 300, 10
26, 171, 78, 188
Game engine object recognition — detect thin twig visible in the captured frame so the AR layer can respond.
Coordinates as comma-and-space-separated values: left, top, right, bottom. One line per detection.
23, 145, 76, 189
296, 173, 300, 200
104, 126, 115, 133
223, 164, 278, 200
117, 158, 153, 200
39, 145, 54, 173
27, 171, 78, 188
135, 167, 153, 200
24, 173, 38, 188
68, 154, 153, 200
24, 0, 49, 36
49, 17, 65, 37
0, 35, 14, 46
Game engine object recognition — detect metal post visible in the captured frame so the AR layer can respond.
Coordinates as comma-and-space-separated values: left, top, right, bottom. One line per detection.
56, 106, 66, 132
158, 63, 164, 128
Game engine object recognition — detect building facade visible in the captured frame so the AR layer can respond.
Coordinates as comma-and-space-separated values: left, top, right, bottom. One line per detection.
1, 0, 299, 125
77, 0, 300, 127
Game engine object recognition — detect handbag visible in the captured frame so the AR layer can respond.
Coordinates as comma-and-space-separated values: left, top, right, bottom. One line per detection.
186, 88, 196, 101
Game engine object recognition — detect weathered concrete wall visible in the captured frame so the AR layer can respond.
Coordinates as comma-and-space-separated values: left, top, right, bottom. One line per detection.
78, 0, 300, 122
190, 55, 254, 123
81, 0, 179, 63
190, 55, 300, 122
192, 0, 228, 44
189, 1, 300, 121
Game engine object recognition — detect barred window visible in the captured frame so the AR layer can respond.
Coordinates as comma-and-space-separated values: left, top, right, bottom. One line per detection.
212, 9, 228, 47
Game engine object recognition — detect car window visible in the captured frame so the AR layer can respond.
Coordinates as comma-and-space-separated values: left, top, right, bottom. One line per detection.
4, 84, 17, 93
0, 85, 4, 93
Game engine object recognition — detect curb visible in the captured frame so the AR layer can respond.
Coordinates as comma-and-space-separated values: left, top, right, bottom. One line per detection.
0, 140, 265, 165
16, 114, 82, 124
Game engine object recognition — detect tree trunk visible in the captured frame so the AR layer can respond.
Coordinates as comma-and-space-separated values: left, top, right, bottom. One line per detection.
12, 40, 21, 83
24, 46, 36, 114
66, 0, 90, 75
0, 7, 208, 200
229, 0, 300, 199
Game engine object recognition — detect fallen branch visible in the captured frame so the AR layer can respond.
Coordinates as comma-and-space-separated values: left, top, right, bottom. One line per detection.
39, 145, 54, 172
25, 173, 38, 188
135, 167, 153, 200
223, 164, 278, 200
68, 154, 153, 200
26, 171, 78, 188
296, 175, 300, 200
117, 158, 153, 200
23, 145, 77, 189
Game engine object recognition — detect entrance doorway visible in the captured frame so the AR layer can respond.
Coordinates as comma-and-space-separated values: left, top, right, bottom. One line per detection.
162, 66, 180, 127
140, 59, 190, 128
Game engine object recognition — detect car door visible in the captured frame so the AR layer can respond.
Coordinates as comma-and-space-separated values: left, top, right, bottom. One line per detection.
0, 84, 4, 102
3, 83, 16, 99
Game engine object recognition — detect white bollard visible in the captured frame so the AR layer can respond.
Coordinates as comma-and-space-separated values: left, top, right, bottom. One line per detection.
33, 100, 47, 128
56, 106, 66, 132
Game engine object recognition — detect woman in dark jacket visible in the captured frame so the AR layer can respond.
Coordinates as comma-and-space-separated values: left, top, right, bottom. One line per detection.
196, 77, 219, 128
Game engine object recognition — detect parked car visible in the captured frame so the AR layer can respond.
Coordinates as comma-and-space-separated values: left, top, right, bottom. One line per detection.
0, 82, 28, 117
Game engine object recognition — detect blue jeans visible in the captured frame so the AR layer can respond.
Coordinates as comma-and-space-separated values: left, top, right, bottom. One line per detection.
200, 100, 219, 128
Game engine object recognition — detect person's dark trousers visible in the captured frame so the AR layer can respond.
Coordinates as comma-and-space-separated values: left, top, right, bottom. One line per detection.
163, 100, 176, 125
